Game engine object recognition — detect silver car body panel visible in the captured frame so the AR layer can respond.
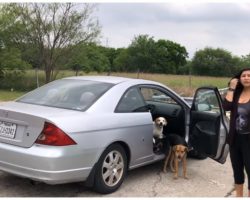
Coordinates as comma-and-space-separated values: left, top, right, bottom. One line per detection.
0, 76, 228, 184
0, 77, 175, 183
0, 103, 155, 183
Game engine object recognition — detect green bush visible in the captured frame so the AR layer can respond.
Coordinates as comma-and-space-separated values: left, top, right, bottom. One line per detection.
0, 70, 45, 91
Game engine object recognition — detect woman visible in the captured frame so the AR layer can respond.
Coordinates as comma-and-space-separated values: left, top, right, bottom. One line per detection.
223, 68, 250, 197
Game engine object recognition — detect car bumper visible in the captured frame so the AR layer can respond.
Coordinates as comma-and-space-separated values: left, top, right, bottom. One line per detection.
0, 143, 98, 184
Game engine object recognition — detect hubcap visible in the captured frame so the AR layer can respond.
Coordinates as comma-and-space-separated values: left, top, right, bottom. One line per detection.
102, 150, 124, 187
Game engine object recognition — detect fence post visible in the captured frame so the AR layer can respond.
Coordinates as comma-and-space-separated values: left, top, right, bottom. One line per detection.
36, 68, 39, 88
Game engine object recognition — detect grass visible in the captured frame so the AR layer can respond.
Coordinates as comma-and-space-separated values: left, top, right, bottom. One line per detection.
0, 89, 26, 101
110, 72, 229, 96
0, 71, 230, 101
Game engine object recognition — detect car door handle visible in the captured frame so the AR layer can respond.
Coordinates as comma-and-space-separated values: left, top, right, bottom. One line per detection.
172, 109, 178, 116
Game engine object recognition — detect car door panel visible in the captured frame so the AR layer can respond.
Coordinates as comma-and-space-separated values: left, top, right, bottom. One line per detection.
189, 87, 229, 164
146, 101, 185, 135
190, 111, 220, 156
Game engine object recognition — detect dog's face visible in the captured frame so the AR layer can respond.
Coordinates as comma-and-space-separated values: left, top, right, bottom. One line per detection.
154, 117, 167, 128
173, 145, 187, 161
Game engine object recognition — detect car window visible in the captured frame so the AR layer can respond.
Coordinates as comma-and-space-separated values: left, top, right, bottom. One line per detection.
17, 79, 114, 111
116, 87, 146, 113
194, 89, 221, 114
140, 88, 178, 105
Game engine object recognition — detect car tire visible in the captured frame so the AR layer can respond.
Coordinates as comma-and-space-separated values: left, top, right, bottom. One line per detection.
93, 144, 127, 194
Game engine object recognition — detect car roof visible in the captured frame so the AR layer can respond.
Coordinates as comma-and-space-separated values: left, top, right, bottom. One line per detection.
64, 75, 159, 85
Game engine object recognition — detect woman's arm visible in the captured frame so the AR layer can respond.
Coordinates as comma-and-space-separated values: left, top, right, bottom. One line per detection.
223, 78, 238, 111
225, 78, 238, 102
223, 98, 233, 111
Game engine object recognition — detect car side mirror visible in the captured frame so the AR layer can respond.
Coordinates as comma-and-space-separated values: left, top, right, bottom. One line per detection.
197, 103, 211, 111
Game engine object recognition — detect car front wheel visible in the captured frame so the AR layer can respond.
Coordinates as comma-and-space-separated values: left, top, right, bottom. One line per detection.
94, 144, 127, 194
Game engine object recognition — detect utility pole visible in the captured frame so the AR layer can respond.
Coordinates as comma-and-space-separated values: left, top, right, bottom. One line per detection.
106, 38, 111, 76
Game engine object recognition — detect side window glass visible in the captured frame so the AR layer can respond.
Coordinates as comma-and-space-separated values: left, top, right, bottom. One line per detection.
140, 88, 178, 105
116, 87, 145, 113
194, 89, 221, 114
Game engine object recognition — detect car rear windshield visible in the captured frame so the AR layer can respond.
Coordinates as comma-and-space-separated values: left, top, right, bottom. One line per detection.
17, 79, 114, 111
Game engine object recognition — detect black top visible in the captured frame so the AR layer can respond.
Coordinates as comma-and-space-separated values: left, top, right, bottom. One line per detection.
223, 87, 244, 145
236, 101, 250, 134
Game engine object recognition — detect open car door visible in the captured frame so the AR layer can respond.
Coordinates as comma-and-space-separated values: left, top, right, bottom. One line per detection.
189, 87, 229, 164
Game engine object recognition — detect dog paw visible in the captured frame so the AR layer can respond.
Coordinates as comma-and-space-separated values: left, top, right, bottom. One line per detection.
173, 176, 178, 180
163, 169, 167, 173
184, 176, 189, 180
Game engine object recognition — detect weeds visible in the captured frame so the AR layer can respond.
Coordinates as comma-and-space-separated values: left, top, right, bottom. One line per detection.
0, 70, 230, 101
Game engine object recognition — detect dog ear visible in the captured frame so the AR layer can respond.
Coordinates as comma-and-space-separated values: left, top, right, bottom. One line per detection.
155, 118, 159, 123
164, 120, 167, 126
172, 145, 177, 152
163, 117, 167, 125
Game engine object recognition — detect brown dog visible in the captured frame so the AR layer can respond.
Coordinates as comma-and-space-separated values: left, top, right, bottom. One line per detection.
163, 134, 188, 179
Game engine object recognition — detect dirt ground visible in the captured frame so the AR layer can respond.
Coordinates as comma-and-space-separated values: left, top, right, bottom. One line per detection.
0, 157, 248, 197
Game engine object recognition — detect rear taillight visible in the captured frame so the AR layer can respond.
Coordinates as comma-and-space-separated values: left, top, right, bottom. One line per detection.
35, 122, 77, 146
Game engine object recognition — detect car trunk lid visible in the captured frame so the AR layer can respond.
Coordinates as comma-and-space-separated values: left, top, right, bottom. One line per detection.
0, 101, 76, 148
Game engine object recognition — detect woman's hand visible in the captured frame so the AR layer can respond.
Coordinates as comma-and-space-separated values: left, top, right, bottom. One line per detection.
229, 78, 239, 89
225, 78, 238, 102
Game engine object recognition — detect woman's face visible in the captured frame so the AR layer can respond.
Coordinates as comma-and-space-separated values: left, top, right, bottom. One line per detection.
240, 70, 250, 88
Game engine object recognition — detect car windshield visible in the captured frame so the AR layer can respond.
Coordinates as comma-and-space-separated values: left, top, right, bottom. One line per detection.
17, 79, 114, 111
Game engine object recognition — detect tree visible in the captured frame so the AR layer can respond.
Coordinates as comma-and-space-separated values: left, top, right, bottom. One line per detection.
113, 48, 130, 72
66, 45, 90, 75
123, 35, 188, 74
0, 47, 31, 89
0, 4, 31, 78
127, 35, 157, 73
191, 47, 239, 76
0, 48, 31, 70
98, 46, 118, 74
155, 39, 188, 74
240, 54, 250, 71
0, 3, 101, 82
0, 47, 31, 80
67, 43, 110, 74
85, 44, 110, 73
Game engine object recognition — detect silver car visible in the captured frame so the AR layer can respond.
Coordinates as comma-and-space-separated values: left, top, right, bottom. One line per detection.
0, 76, 229, 194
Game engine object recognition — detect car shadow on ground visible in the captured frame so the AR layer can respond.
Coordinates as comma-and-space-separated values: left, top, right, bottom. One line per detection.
4, 156, 224, 197
0, 161, 164, 197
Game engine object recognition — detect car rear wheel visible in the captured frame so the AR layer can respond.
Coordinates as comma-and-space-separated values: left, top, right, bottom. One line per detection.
94, 144, 127, 194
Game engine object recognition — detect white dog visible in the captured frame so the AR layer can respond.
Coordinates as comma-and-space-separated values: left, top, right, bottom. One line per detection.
153, 117, 167, 141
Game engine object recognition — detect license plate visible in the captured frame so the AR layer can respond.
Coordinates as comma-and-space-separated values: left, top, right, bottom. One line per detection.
0, 121, 17, 139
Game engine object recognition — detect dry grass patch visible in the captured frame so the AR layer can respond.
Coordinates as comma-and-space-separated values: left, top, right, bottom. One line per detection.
0, 71, 230, 101
109, 72, 229, 96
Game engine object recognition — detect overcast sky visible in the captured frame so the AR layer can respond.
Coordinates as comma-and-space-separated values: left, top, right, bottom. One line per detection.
95, 2, 250, 59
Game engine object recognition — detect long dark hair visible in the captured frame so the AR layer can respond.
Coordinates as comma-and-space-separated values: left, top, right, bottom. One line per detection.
230, 68, 250, 102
